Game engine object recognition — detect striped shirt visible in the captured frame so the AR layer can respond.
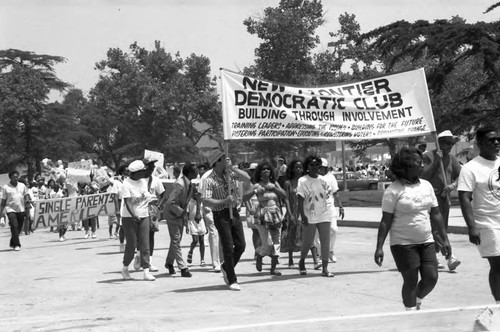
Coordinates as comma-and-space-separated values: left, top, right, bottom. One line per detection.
202, 170, 241, 211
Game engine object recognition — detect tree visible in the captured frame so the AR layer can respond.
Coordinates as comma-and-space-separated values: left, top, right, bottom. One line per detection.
84, 41, 221, 168
39, 89, 93, 163
358, 16, 500, 133
0, 49, 68, 178
243, 0, 327, 161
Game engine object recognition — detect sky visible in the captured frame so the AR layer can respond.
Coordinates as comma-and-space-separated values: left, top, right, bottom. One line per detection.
1, 0, 498, 101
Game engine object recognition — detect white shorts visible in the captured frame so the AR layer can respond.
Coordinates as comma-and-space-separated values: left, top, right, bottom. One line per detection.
478, 228, 500, 257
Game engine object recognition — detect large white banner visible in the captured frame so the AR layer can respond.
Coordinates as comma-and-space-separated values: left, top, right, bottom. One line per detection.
221, 68, 436, 141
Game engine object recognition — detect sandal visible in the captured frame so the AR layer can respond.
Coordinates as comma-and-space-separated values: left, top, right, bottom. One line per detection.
321, 271, 334, 278
187, 252, 193, 264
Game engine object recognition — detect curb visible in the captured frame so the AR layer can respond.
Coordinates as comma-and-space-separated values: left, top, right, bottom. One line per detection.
339, 220, 468, 235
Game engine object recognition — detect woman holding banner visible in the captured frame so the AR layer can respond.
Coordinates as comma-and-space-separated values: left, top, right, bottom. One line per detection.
120, 160, 156, 281
374, 147, 452, 310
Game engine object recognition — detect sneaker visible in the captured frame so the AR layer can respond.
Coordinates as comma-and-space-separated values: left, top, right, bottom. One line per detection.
119, 243, 125, 253
109, 236, 114, 240
181, 268, 192, 278
121, 267, 131, 280
14, 246, 20, 251
200, 260, 206, 267
143, 270, 155, 281
134, 255, 141, 271
314, 262, 323, 270
329, 251, 337, 263
59, 237, 65, 242
437, 261, 445, 269
221, 263, 229, 285
149, 264, 159, 272
447, 256, 461, 271
165, 263, 176, 275
228, 283, 241, 291
91, 233, 97, 239
84, 232, 90, 239
212, 264, 221, 273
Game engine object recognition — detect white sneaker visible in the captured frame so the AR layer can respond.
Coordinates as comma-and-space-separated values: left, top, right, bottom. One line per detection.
14, 246, 20, 251
143, 269, 155, 281
59, 237, 65, 242
84, 232, 90, 239
121, 267, 131, 280
228, 283, 241, 291
134, 255, 141, 270
91, 233, 96, 239
119, 243, 125, 253
447, 256, 461, 271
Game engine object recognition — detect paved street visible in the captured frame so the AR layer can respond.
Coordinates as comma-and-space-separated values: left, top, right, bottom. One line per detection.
0, 209, 498, 331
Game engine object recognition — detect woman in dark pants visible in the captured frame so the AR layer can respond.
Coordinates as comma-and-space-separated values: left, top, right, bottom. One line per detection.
120, 160, 155, 281
0, 171, 31, 251
374, 147, 452, 310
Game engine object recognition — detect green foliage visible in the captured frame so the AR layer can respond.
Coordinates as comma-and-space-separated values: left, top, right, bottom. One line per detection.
242, 0, 328, 161
244, 0, 324, 84
85, 41, 221, 168
0, 49, 68, 178
358, 17, 500, 133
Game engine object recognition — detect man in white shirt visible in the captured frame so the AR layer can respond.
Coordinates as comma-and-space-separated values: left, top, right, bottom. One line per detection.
458, 125, 500, 303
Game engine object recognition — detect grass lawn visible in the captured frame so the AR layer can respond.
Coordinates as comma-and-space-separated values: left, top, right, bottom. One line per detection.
339, 189, 460, 207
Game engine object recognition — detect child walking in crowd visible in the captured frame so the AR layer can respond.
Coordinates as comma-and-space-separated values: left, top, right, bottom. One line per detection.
186, 197, 207, 266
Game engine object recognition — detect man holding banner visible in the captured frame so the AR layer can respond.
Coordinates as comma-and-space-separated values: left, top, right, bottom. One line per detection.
201, 149, 251, 291
422, 130, 462, 271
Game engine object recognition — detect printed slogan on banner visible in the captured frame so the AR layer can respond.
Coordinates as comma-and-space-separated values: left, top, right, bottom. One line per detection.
221, 68, 436, 140
33, 193, 117, 229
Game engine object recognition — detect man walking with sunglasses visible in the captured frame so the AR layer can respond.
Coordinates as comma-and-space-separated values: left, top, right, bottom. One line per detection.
458, 126, 500, 303
422, 130, 462, 271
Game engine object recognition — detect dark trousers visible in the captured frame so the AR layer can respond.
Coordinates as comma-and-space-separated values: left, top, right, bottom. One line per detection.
149, 230, 155, 256
122, 217, 150, 268
213, 208, 246, 285
8, 212, 25, 248
83, 217, 97, 233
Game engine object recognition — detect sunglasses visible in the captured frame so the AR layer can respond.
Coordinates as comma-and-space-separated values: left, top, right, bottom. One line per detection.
489, 137, 500, 144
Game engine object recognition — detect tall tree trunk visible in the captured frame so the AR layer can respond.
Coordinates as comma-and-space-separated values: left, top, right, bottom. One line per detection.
24, 116, 34, 180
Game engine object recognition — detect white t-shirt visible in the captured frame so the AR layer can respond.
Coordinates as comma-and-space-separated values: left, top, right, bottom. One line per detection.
382, 179, 438, 246
107, 178, 123, 199
120, 178, 154, 218
296, 175, 334, 224
1, 182, 29, 213
457, 156, 500, 229
147, 175, 165, 200
49, 190, 64, 199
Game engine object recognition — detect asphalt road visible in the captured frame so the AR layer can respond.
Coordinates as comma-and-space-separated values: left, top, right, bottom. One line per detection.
0, 215, 497, 332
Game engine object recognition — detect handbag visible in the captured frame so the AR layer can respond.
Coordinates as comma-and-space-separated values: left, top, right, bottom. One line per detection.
260, 205, 283, 230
